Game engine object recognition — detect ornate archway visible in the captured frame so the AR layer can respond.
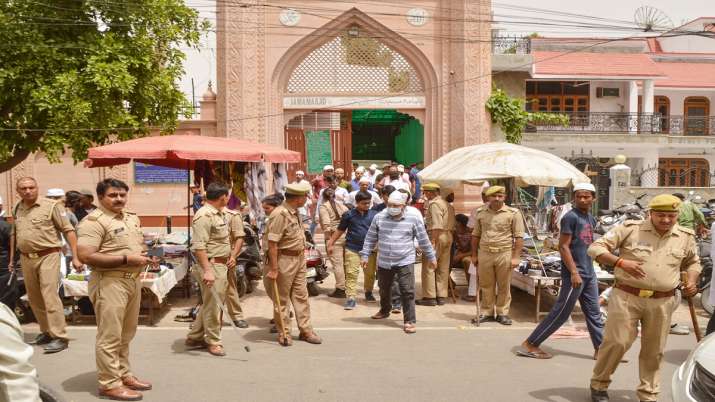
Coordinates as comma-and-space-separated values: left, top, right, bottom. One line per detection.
270, 8, 438, 164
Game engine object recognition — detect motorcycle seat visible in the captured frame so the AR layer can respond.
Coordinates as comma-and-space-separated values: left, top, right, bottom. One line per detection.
599, 209, 613, 215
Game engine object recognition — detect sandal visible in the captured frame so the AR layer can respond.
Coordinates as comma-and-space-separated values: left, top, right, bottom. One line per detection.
207, 344, 226, 357
516, 349, 552, 359
403, 323, 416, 334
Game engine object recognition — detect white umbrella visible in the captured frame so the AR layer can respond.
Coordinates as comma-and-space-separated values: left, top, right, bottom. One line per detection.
418, 142, 590, 188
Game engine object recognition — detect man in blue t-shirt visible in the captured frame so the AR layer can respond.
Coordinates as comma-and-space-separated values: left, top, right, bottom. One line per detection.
326, 191, 379, 310
518, 183, 604, 360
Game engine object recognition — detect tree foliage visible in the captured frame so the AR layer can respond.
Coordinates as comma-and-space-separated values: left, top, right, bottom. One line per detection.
486, 88, 569, 144
0, 0, 209, 172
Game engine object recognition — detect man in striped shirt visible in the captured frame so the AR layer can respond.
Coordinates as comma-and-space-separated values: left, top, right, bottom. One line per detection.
360, 191, 436, 334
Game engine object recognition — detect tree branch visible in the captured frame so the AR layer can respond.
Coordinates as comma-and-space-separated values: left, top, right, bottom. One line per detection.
0, 149, 31, 173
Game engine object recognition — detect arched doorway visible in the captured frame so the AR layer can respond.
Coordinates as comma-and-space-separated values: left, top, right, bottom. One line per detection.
684, 97, 710, 136
272, 8, 437, 180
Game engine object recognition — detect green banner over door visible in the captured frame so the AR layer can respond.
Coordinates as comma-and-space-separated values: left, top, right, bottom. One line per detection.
305, 130, 333, 174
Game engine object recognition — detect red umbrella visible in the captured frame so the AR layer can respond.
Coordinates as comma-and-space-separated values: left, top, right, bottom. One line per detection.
84, 134, 300, 168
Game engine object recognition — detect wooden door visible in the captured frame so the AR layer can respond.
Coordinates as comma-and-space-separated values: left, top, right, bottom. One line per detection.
685, 97, 710, 136
330, 111, 353, 175
655, 96, 670, 133
284, 127, 307, 182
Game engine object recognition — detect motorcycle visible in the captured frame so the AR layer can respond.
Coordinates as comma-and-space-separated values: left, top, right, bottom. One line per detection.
698, 235, 714, 316
235, 223, 262, 297
304, 230, 329, 297
595, 193, 647, 235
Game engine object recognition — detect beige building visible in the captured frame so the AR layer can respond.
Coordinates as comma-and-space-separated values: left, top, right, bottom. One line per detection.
1, 1, 494, 225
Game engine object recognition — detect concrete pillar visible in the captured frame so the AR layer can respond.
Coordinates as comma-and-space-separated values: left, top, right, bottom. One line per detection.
199, 83, 217, 121
609, 162, 631, 209
643, 80, 654, 114
627, 80, 639, 134
641, 151, 659, 187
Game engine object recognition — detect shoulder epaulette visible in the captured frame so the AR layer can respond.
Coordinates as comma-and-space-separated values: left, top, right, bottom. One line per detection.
677, 225, 695, 236
623, 219, 643, 226
224, 209, 239, 216
87, 209, 104, 221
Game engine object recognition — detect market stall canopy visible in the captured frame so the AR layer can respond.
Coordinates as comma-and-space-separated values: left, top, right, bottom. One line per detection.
84, 134, 300, 168
418, 142, 590, 188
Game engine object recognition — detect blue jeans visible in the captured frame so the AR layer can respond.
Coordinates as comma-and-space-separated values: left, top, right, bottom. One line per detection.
527, 273, 604, 349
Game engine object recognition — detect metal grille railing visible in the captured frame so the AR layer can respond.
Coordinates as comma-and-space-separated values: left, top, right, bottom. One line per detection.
528, 112, 715, 135
492, 37, 531, 54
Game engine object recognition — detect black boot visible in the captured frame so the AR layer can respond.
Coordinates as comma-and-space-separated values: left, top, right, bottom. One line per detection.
329, 289, 347, 299
590, 388, 609, 402
43, 338, 68, 354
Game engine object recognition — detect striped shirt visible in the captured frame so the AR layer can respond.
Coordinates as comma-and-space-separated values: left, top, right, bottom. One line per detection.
360, 210, 436, 268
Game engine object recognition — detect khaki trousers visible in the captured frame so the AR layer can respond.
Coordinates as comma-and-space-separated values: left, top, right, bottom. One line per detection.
344, 249, 376, 298
88, 272, 141, 390
477, 249, 512, 316
325, 239, 346, 290
591, 288, 677, 402
188, 263, 228, 346
262, 255, 312, 334
421, 232, 453, 298
226, 267, 243, 320
20, 252, 67, 340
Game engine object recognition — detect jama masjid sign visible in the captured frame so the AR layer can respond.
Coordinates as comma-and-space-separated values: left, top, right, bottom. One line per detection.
283, 96, 426, 110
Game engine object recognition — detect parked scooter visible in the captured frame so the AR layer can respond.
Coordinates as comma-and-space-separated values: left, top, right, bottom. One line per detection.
698, 235, 714, 315
303, 230, 329, 297
595, 193, 647, 235
235, 223, 262, 297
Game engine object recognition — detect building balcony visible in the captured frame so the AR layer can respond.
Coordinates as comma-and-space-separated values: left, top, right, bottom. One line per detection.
527, 112, 715, 136
492, 37, 531, 55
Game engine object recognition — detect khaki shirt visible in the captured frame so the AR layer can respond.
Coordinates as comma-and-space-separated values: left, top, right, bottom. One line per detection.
446, 202, 456, 232
587, 220, 701, 292
318, 202, 348, 234
425, 196, 450, 231
266, 203, 305, 252
225, 208, 245, 244
472, 205, 525, 249
191, 204, 230, 258
76, 206, 145, 273
13, 198, 74, 253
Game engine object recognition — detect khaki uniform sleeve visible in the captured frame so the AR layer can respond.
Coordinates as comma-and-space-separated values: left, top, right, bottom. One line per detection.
51, 203, 74, 233
266, 212, 287, 243
428, 203, 446, 230
512, 209, 525, 238
471, 213, 482, 237
682, 234, 702, 274
191, 216, 211, 251
318, 205, 331, 232
230, 215, 245, 239
588, 225, 627, 259
76, 220, 104, 249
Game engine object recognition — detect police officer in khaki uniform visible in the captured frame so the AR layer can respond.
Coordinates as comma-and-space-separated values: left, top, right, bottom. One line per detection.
11, 177, 80, 354
77, 179, 155, 401
417, 183, 455, 306
263, 183, 322, 346
319, 188, 348, 299
587, 194, 700, 402
224, 206, 248, 328
185, 183, 232, 357
471, 186, 525, 325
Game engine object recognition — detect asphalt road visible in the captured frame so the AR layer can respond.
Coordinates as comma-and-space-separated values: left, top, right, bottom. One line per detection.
29, 323, 697, 402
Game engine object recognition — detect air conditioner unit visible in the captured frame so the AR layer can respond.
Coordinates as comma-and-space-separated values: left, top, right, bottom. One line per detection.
596, 87, 620, 98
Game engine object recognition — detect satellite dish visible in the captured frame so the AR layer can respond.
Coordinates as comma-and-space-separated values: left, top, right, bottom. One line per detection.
634, 6, 673, 32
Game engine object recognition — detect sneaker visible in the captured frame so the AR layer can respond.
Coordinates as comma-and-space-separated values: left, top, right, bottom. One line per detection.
329, 289, 347, 299
669, 323, 690, 335
365, 292, 377, 303
343, 297, 357, 310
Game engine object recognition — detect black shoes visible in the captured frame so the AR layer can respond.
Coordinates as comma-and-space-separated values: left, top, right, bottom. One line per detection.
329, 289, 347, 299
415, 298, 437, 306
29, 333, 53, 345
43, 338, 68, 354
233, 320, 249, 329
590, 388, 609, 402
471, 314, 495, 324
365, 292, 377, 303
496, 315, 513, 326
436, 297, 446, 305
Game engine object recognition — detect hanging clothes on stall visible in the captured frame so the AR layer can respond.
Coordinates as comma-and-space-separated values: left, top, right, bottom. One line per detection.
228, 162, 247, 210
245, 162, 267, 222
272, 163, 288, 195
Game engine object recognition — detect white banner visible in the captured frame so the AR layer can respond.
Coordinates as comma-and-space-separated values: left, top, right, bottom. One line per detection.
283, 96, 426, 110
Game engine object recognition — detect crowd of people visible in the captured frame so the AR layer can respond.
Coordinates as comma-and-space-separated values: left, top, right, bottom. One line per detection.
0, 165, 713, 402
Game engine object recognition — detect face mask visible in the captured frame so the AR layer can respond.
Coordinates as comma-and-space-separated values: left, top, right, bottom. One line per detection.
388, 207, 402, 216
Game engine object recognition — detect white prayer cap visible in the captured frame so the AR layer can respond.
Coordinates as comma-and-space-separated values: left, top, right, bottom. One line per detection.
296, 170, 305, 176
388, 191, 408, 205
47, 188, 65, 197
397, 165, 405, 173
355, 166, 365, 173
573, 183, 596, 193
323, 165, 334, 171
359, 177, 371, 184
369, 164, 378, 170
